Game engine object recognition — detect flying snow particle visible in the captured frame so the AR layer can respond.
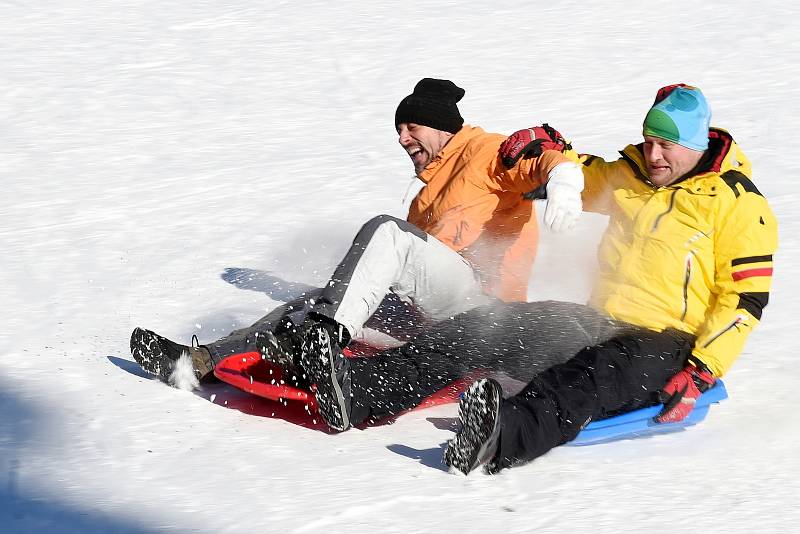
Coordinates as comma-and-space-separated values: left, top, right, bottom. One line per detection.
168, 351, 199, 391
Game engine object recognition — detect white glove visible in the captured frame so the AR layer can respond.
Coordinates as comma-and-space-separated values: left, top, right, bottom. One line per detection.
543, 162, 584, 232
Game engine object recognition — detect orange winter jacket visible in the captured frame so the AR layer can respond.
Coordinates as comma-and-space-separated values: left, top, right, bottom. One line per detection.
406, 125, 575, 301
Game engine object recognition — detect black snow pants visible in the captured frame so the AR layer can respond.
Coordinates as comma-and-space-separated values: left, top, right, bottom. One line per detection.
491, 326, 694, 471
345, 300, 626, 426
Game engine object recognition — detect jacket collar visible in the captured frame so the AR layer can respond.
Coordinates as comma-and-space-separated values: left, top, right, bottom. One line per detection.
417, 125, 484, 184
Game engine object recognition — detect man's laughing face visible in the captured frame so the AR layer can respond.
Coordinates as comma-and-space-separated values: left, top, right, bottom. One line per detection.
397, 123, 454, 175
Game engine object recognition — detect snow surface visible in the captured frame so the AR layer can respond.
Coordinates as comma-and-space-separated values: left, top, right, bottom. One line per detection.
2, 1, 799, 532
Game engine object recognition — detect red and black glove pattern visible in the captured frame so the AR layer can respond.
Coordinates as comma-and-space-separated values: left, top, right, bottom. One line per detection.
656, 358, 716, 424
499, 123, 571, 168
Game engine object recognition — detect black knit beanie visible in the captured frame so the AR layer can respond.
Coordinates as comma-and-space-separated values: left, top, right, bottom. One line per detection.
395, 78, 465, 134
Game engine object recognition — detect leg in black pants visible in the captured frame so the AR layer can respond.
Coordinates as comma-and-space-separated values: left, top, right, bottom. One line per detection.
488, 327, 695, 472
344, 300, 624, 426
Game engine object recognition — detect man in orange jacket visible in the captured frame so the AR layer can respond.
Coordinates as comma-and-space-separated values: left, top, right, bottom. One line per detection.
399, 80, 581, 301
130, 78, 584, 399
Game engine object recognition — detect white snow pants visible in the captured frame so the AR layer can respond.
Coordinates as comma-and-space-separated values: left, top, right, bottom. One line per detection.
311, 215, 492, 337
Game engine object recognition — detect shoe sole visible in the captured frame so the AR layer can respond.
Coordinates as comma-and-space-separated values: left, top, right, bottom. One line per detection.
130, 327, 173, 382
444, 378, 501, 474
322, 343, 350, 431
304, 327, 350, 431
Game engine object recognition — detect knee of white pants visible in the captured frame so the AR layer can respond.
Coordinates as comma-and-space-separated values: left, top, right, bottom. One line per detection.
334, 215, 486, 334
370, 218, 416, 252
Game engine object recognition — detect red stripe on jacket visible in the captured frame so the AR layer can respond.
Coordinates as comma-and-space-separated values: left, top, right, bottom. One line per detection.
732, 267, 773, 281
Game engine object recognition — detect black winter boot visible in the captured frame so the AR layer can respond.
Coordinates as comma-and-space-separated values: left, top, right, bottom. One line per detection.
298, 317, 353, 431
444, 378, 503, 475
130, 327, 214, 383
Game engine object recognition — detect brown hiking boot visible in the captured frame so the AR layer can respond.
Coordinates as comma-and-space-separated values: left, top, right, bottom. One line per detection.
130, 327, 214, 383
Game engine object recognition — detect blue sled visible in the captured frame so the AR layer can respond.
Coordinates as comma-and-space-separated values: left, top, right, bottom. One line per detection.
569, 380, 728, 446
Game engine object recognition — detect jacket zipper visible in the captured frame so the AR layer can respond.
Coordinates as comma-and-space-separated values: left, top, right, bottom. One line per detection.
680, 253, 693, 321
651, 189, 679, 232
701, 314, 748, 348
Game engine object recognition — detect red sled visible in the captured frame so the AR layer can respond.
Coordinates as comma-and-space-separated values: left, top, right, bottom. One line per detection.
213, 345, 478, 421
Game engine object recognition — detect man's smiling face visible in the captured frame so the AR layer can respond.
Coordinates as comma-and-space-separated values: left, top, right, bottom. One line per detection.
397, 122, 454, 175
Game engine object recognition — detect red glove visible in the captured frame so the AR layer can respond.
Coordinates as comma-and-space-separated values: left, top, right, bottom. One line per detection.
499, 123, 571, 168
656, 360, 716, 424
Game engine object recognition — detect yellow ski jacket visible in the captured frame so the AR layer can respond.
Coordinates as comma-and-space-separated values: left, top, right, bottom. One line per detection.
582, 128, 777, 377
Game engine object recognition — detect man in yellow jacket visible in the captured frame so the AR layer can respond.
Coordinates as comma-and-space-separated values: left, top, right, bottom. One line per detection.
440, 83, 778, 474
130, 78, 583, 394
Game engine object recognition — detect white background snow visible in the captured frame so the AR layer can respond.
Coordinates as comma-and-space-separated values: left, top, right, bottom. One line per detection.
2, 1, 799, 532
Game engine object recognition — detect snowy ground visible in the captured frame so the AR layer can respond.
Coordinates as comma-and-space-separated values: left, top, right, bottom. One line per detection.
2, 1, 799, 532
